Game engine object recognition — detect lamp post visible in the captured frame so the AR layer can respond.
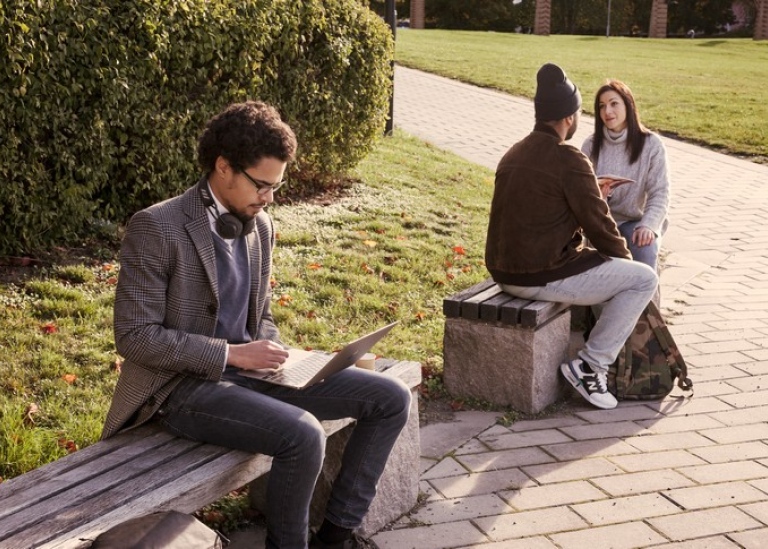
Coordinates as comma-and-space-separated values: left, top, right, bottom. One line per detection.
606, 0, 612, 37
385, 0, 396, 135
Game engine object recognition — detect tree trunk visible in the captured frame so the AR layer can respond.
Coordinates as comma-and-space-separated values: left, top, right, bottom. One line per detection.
410, 0, 425, 30
648, 0, 668, 38
756, 0, 768, 40
534, 0, 552, 36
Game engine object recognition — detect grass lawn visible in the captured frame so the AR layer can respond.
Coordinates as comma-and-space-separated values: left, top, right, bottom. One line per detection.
395, 30, 768, 162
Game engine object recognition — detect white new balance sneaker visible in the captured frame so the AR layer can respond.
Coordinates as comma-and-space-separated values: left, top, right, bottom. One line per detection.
560, 359, 618, 410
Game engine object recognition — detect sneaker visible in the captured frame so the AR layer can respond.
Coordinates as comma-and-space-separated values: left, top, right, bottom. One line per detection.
309, 532, 380, 549
560, 359, 617, 409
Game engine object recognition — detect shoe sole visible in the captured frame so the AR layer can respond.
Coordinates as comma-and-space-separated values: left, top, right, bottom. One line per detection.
560, 362, 617, 410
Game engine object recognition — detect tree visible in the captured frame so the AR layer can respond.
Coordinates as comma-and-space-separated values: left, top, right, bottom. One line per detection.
427, 0, 533, 32
667, 0, 736, 35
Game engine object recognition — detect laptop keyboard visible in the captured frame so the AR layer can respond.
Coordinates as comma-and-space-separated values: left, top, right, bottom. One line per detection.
264, 352, 328, 384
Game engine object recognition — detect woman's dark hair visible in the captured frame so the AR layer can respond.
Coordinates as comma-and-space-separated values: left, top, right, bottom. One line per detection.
590, 80, 649, 166
197, 100, 297, 173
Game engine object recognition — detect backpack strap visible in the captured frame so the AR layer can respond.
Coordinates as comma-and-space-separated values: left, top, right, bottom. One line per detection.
646, 302, 694, 396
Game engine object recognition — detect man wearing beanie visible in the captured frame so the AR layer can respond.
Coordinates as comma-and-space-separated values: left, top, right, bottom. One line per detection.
484, 63, 658, 410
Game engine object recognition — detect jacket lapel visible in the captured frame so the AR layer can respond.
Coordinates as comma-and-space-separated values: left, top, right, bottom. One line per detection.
246, 225, 263, 335
183, 180, 219, 302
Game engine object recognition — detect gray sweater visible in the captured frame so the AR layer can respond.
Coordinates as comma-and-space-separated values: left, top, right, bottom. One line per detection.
582, 128, 670, 236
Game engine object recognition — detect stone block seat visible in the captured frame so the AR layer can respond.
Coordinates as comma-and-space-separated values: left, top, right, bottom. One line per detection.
443, 278, 570, 414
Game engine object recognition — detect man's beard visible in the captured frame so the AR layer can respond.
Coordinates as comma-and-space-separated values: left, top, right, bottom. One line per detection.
565, 117, 579, 140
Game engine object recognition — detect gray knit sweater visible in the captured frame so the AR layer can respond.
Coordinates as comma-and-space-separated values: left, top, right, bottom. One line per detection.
582, 128, 670, 236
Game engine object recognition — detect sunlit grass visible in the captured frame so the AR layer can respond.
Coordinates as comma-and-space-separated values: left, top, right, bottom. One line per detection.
396, 30, 768, 160
0, 130, 492, 480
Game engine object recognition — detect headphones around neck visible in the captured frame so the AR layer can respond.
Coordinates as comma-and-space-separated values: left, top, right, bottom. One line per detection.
197, 178, 255, 239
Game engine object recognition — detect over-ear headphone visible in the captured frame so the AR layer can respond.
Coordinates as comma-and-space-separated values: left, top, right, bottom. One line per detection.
197, 178, 255, 239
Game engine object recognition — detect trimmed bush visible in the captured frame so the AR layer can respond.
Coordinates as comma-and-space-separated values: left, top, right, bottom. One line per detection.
0, 0, 393, 255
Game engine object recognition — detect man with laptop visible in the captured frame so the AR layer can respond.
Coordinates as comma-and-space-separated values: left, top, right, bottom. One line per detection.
102, 100, 410, 549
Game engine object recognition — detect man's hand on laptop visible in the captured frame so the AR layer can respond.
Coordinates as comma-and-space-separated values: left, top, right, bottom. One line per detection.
228, 340, 289, 371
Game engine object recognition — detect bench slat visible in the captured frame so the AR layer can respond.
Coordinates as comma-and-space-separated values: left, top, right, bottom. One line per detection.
499, 297, 534, 325
3, 438, 225, 546
519, 300, 570, 328
442, 279, 496, 318
0, 425, 162, 501
41, 446, 272, 549
460, 285, 504, 319
479, 292, 517, 322
445, 278, 569, 329
0, 430, 182, 522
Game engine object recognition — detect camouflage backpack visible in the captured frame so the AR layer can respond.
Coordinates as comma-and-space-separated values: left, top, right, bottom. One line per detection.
608, 301, 694, 400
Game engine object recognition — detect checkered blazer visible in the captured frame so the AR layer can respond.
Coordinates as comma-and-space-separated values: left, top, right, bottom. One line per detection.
101, 178, 278, 439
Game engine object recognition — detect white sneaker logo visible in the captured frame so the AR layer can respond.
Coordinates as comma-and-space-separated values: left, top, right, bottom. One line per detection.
586, 380, 600, 393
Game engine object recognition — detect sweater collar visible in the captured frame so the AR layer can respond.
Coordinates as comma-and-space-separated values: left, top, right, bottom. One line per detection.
603, 126, 628, 144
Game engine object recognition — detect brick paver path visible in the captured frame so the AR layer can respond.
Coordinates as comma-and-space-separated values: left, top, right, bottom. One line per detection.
373, 66, 768, 549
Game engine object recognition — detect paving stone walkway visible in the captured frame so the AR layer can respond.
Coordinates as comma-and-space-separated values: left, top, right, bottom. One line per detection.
229, 66, 768, 549
364, 66, 768, 549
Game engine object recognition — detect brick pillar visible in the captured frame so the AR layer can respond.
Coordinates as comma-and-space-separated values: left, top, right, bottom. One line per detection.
756, 0, 768, 40
648, 0, 668, 38
410, 0, 425, 29
534, 0, 551, 36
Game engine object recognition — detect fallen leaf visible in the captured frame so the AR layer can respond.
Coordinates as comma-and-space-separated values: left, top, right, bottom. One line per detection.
361, 263, 375, 274
450, 400, 465, 411
41, 322, 58, 334
57, 438, 78, 453
415, 311, 426, 321
363, 240, 377, 248
452, 245, 466, 255
278, 294, 293, 306
106, 276, 118, 285
307, 263, 322, 270
24, 403, 39, 426
62, 374, 77, 384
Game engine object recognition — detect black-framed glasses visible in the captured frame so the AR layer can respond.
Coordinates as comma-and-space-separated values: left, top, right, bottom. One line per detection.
239, 169, 286, 195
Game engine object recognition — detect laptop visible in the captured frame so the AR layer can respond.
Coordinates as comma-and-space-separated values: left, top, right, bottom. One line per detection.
238, 321, 398, 389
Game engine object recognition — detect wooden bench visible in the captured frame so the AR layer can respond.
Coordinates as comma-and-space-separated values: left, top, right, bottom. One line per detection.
0, 359, 421, 549
443, 279, 571, 413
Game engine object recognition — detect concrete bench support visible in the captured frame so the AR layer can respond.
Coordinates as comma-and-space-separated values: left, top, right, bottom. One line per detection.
443, 279, 570, 413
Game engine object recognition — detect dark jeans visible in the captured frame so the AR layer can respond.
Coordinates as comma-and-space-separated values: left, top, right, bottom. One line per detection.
157, 366, 411, 549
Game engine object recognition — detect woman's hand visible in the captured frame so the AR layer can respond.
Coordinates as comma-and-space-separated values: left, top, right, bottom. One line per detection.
597, 176, 632, 200
632, 225, 656, 247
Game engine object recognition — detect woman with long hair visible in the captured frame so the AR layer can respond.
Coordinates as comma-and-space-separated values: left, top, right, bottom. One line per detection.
582, 80, 670, 273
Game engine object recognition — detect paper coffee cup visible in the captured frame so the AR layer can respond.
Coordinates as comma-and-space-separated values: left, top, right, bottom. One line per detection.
355, 353, 376, 370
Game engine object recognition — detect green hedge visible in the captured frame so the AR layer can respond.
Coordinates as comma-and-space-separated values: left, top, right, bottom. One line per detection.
0, 0, 393, 255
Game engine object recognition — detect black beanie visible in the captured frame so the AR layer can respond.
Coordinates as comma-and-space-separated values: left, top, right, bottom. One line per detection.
534, 63, 582, 121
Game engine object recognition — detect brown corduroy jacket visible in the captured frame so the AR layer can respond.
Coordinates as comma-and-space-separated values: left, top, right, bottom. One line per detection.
101, 179, 279, 439
485, 123, 630, 286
